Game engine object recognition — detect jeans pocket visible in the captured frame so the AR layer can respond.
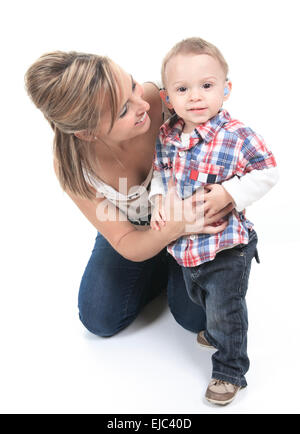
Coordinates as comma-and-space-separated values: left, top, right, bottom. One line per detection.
226, 243, 247, 258
229, 229, 258, 258
238, 231, 258, 297
246, 230, 258, 260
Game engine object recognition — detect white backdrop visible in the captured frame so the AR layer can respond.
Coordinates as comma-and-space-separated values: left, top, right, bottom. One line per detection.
1, 0, 300, 414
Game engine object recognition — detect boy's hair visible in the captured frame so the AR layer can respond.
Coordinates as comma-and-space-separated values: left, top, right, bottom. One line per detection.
161, 37, 229, 88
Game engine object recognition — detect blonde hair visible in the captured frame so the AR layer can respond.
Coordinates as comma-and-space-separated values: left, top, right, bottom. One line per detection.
161, 37, 229, 88
25, 51, 121, 198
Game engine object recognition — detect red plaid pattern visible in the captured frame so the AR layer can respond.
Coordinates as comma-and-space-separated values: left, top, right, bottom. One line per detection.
153, 109, 277, 267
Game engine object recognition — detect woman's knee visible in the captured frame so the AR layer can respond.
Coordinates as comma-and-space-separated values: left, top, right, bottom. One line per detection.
78, 281, 131, 337
77, 236, 129, 337
169, 306, 205, 333
78, 302, 131, 337
78, 313, 120, 337
167, 256, 206, 333
77, 233, 168, 337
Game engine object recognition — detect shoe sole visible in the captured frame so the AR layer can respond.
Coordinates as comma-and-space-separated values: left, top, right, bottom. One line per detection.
205, 385, 245, 405
197, 335, 216, 350
198, 342, 216, 350
205, 396, 236, 405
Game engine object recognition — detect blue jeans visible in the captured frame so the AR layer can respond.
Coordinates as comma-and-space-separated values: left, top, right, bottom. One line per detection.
78, 233, 207, 337
181, 229, 259, 387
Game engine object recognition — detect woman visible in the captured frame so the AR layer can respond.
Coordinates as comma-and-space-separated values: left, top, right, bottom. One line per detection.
25, 51, 232, 337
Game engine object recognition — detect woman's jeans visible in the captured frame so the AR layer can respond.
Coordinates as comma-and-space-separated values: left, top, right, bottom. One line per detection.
181, 229, 259, 387
78, 232, 207, 337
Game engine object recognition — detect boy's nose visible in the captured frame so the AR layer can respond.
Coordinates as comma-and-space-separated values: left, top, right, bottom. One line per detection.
190, 87, 203, 101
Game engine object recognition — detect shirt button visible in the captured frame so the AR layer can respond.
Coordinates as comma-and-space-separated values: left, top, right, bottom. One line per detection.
179, 151, 185, 157
190, 235, 197, 240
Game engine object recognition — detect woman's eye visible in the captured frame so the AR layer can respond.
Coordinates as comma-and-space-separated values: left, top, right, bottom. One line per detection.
177, 87, 187, 93
119, 79, 136, 118
119, 104, 128, 118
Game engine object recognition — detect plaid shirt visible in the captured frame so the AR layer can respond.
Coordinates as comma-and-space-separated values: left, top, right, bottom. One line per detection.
153, 109, 277, 267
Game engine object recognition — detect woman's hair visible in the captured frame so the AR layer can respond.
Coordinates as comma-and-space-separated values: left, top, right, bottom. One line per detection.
161, 37, 229, 88
25, 51, 121, 198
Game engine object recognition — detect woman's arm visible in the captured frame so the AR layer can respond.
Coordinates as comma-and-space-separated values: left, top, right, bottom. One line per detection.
63, 177, 229, 262
66, 187, 174, 261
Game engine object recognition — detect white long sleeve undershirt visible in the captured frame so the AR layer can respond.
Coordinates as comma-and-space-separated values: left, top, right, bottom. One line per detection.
222, 167, 279, 211
149, 167, 279, 212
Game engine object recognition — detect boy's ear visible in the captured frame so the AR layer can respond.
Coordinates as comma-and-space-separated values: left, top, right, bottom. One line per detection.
223, 80, 232, 101
159, 89, 173, 109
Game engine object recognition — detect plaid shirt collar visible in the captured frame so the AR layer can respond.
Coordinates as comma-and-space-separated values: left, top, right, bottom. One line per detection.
160, 108, 231, 150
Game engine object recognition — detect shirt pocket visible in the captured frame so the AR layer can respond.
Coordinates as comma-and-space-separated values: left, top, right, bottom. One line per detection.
188, 161, 225, 185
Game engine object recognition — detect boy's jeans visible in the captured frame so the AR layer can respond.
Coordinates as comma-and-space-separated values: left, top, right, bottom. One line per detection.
181, 229, 259, 387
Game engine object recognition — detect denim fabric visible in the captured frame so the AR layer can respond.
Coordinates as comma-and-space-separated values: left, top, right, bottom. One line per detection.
182, 229, 258, 387
78, 232, 206, 337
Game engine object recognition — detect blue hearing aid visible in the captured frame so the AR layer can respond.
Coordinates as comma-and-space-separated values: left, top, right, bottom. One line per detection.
224, 87, 229, 97
166, 95, 170, 103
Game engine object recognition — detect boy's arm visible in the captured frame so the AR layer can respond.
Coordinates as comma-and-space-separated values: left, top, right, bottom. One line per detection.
148, 133, 173, 204
148, 169, 166, 205
150, 193, 166, 231
148, 134, 171, 229
231, 132, 278, 211
222, 166, 279, 212
149, 169, 167, 231
204, 133, 278, 216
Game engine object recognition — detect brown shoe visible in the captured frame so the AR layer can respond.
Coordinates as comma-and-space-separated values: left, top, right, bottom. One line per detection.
197, 331, 216, 350
205, 379, 243, 405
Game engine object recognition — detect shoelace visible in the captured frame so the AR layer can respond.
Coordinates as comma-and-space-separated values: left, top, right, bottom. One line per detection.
210, 379, 236, 392
211, 379, 228, 386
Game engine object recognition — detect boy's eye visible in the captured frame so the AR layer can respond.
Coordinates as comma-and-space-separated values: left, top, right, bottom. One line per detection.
202, 83, 212, 89
177, 86, 187, 93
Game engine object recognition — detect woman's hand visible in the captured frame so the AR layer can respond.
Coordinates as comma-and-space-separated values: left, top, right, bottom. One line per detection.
160, 180, 233, 241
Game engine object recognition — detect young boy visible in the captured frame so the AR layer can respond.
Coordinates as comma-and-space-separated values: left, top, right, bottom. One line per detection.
149, 37, 278, 405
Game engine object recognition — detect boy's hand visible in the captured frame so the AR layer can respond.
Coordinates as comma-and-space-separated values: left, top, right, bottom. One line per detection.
150, 194, 166, 231
203, 184, 235, 218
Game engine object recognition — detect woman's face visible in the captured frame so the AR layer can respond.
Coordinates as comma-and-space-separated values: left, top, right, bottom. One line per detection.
96, 65, 151, 146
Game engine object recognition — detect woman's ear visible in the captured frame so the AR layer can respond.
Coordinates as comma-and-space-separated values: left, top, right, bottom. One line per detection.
74, 130, 95, 142
159, 89, 173, 109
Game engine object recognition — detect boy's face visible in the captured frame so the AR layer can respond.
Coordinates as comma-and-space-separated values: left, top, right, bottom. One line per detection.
164, 53, 230, 133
